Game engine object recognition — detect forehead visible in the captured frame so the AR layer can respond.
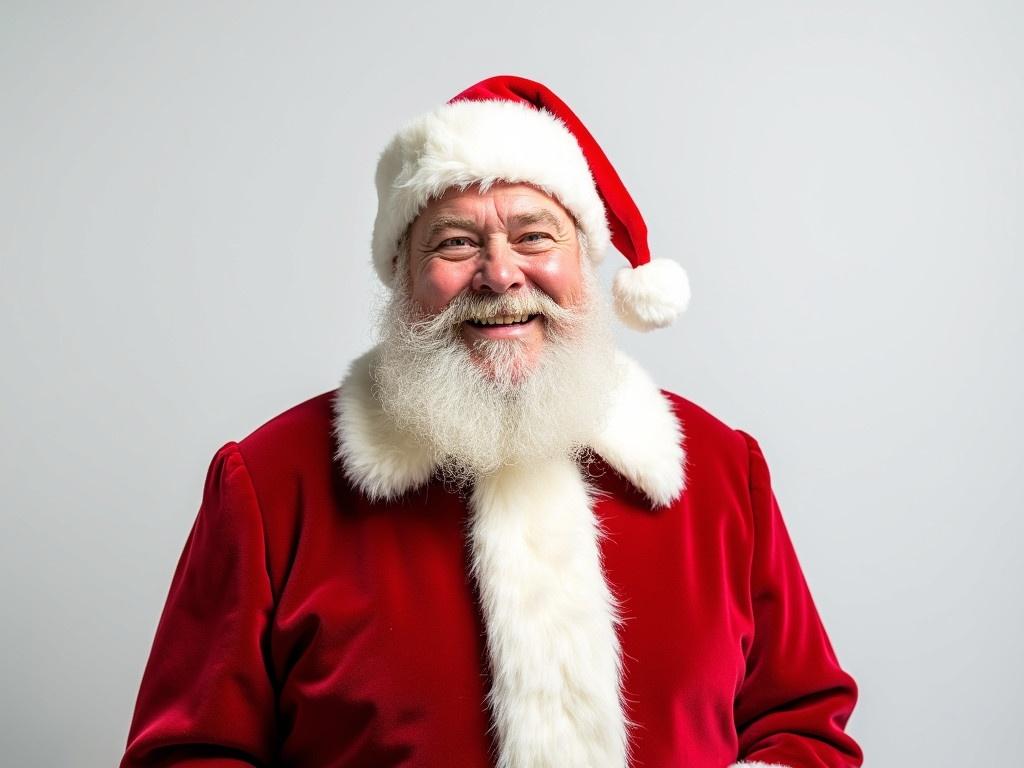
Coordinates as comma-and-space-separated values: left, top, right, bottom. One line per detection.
412, 182, 573, 227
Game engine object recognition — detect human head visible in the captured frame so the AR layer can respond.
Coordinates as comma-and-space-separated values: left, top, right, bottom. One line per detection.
366, 75, 690, 480
371, 75, 691, 332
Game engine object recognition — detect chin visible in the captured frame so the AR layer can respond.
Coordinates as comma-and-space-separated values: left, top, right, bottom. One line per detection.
467, 338, 541, 389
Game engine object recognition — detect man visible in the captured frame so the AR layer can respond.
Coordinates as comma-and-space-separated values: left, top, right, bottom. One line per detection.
121, 76, 862, 768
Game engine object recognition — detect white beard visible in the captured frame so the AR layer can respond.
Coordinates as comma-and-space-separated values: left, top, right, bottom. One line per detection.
372, 261, 622, 486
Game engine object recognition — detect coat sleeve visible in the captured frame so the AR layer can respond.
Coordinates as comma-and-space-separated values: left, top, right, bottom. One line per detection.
120, 443, 278, 767
730, 431, 863, 768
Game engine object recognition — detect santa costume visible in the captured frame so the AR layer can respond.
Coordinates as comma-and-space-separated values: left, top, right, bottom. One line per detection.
120, 76, 862, 768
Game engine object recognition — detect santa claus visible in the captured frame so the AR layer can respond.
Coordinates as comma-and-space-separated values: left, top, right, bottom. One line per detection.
120, 76, 863, 768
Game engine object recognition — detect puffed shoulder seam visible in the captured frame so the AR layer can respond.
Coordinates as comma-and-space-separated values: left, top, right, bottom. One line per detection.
218, 441, 275, 602
733, 429, 772, 652
734, 429, 772, 499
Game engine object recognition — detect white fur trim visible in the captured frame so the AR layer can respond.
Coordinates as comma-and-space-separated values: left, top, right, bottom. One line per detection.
729, 762, 792, 767
331, 348, 434, 502
612, 258, 691, 331
371, 99, 612, 286
333, 347, 686, 504
591, 352, 686, 507
470, 458, 628, 768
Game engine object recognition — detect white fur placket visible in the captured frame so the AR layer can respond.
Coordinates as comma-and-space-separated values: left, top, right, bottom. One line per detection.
332, 347, 687, 767
471, 458, 627, 768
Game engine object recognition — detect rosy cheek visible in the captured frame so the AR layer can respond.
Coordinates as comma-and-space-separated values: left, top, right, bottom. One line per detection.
529, 252, 583, 304
539, 254, 570, 279
413, 262, 473, 312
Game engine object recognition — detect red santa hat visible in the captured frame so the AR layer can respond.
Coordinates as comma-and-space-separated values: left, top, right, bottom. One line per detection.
371, 75, 691, 331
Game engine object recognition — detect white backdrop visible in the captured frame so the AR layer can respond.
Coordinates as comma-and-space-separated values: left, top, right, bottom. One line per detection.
2, 2, 1021, 765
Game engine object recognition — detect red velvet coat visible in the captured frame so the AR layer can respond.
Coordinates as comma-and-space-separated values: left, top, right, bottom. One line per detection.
121, 351, 861, 768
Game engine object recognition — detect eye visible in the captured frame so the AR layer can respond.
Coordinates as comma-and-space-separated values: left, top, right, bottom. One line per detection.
519, 232, 551, 244
438, 236, 475, 248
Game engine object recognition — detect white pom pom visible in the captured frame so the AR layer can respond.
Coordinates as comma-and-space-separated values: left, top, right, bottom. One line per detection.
612, 259, 691, 331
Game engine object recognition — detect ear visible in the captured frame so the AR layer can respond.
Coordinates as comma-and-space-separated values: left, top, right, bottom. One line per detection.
392, 230, 414, 291
575, 225, 592, 262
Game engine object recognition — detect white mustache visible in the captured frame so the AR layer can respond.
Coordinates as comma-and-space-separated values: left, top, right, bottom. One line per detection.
412, 287, 576, 336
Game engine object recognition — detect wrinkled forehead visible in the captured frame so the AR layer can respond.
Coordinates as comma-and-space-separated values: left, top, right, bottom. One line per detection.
411, 181, 578, 233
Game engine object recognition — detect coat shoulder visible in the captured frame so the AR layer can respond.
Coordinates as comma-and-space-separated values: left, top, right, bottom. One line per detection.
663, 390, 747, 450
660, 390, 752, 479
237, 390, 337, 463
232, 389, 340, 505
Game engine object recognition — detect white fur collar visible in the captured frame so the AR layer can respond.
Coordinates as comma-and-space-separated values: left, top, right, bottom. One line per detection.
331, 346, 686, 507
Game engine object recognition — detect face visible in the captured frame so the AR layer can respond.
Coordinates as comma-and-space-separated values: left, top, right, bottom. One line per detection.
405, 182, 585, 370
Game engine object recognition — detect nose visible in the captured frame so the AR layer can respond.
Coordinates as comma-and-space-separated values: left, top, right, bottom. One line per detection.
471, 238, 525, 294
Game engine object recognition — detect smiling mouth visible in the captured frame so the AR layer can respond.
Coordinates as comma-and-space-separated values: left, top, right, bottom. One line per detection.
465, 314, 540, 327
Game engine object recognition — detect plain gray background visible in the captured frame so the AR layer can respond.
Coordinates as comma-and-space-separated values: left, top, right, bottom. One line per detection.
2, 1, 1021, 765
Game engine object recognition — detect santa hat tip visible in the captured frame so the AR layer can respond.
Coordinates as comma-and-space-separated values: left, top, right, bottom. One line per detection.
612, 258, 691, 332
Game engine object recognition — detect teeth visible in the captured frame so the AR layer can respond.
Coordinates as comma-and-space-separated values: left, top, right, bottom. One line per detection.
474, 314, 531, 326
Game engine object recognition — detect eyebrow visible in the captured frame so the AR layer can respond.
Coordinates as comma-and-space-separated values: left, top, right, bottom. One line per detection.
423, 216, 478, 244
507, 209, 566, 233
422, 208, 567, 244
